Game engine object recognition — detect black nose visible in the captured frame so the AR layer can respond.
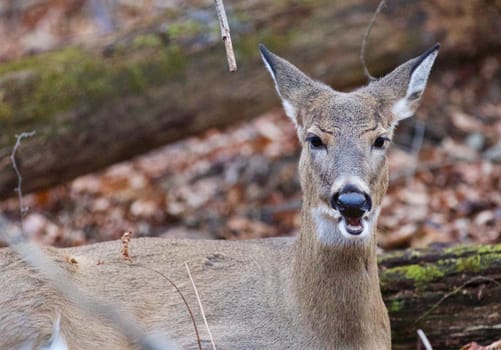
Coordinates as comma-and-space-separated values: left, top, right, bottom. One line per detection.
331, 185, 372, 218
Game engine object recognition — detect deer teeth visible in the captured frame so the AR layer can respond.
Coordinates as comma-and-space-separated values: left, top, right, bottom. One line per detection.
346, 225, 363, 235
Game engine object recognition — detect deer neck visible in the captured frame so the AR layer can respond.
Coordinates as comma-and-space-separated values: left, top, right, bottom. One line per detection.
291, 202, 383, 346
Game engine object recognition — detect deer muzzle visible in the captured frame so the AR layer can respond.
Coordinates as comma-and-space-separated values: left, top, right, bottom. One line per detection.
331, 185, 372, 235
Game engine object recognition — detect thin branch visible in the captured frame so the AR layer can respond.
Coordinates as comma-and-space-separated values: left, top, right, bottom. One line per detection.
415, 276, 501, 324
10, 130, 36, 232
186, 262, 217, 350
129, 263, 203, 350
360, 0, 385, 82
417, 329, 433, 350
214, 0, 237, 72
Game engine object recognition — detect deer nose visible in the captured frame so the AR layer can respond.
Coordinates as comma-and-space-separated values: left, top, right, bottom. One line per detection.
331, 185, 372, 218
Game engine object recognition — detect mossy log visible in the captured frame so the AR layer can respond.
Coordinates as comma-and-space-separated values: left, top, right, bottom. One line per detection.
1, 0, 501, 198
380, 244, 501, 349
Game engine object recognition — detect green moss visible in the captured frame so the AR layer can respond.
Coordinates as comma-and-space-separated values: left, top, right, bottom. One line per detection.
381, 263, 446, 289
456, 255, 482, 273
389, 299, 405, 312
380, 245, 501, 290
443, 244, 501, 256
455, 252, 501, 274
404, 264, 445, 283
0, 39, 188, 135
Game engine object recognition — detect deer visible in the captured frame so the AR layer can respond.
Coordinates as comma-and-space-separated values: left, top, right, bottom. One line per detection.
0, 43, 439, 350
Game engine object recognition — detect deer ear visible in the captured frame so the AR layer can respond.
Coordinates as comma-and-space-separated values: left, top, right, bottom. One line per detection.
259, 44, 329, 129
378, 44, 439, 124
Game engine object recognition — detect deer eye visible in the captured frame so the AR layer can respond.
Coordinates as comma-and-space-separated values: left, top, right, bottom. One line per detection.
306, 135, 325, 149
373, 136, 389, 149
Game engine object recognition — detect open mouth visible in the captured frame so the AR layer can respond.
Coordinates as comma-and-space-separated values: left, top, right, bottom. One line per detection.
312, 205, 374, 244
343, 216, 364, 235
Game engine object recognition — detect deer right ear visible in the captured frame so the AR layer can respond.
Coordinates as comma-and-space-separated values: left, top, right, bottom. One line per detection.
380, 44, 440, 124
259, 44, 329, 129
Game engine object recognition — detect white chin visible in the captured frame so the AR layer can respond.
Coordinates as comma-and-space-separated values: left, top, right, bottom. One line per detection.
338, 218, 370, 240
312, 207, 376, 246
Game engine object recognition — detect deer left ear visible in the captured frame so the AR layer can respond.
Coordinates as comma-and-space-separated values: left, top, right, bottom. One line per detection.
391, 44, 440, 123
373, 44, 439, 125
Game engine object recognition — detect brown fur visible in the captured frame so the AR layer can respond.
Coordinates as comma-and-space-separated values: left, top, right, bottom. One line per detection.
0, 44, 438, 349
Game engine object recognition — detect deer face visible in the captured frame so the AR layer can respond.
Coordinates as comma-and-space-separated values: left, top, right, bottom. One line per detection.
260, 44, 439, 245
296, 90, 391, 244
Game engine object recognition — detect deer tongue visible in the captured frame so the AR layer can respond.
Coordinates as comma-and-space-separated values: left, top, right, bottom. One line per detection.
346, 217, 362, 227
344, 216, 364, 235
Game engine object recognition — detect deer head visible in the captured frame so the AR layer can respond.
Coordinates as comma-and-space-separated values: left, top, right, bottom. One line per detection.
260, 44, 439, 247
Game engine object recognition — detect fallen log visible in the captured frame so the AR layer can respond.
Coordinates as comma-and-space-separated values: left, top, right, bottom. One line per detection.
380, 244, 501, 349
1, 0, 501, 198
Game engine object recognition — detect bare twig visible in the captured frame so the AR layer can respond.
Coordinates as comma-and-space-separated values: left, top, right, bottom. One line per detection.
10, 130, 36, 231
360, 0, 385, 82
415, 276, 501, 324
214, 0, 237, 72
186, 262, 217, 350
129, 263, 203, 350
417, 329, 433, 350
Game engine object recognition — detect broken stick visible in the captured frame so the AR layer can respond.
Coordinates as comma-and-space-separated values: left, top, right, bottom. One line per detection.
214, 0, 237, 72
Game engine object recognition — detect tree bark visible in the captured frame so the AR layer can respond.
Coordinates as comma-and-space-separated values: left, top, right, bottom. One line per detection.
380, 244, 501, 350
1, 0, 501, 198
